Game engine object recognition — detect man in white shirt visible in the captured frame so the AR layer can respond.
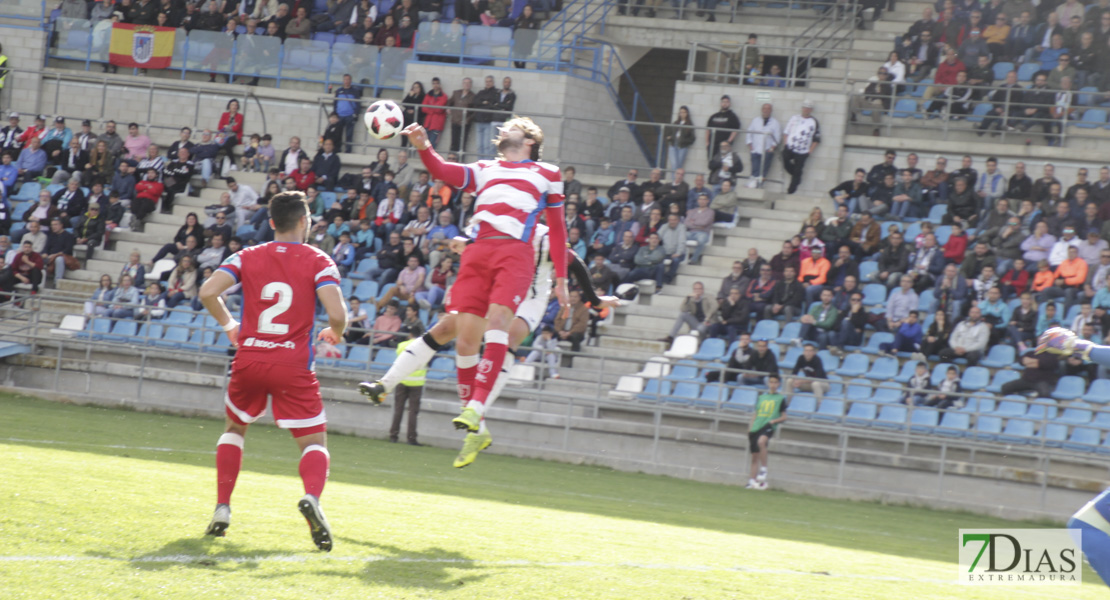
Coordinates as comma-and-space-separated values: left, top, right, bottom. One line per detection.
227, 177, 260, 228
1049, 226, 1082, 267
745, 103, 782, 188
782, 100, 821, 194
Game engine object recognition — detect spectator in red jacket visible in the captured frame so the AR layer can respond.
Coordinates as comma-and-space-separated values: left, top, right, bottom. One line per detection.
291, 157, 316, 191
924, 48, 966, 101
14, 240, 43, 292
216, 98, 244, 160
943, 222, 969, 264
132, 168, 165, 224
421, 77, 449, 150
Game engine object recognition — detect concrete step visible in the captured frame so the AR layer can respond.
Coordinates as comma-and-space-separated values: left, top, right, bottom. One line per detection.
852, 38, 895, 53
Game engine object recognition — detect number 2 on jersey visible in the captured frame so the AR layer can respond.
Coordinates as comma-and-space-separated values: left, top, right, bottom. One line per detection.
258, 282, 293, 334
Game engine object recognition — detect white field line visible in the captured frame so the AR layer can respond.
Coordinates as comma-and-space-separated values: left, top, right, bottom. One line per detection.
0, 437, 938, 542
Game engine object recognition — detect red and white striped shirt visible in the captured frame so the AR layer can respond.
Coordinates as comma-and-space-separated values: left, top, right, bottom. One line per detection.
455, 159, 564, 241
418, 146, 568, 278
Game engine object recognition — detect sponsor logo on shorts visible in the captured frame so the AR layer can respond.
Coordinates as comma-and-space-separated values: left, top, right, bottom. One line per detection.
241, 337, 296, 350
513, 294, 522, 305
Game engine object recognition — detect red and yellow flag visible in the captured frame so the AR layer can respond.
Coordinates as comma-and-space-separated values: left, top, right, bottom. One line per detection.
108, 23, 175, 69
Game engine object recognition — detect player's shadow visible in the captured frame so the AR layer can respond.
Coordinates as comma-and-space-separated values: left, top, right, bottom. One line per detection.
332, 536, 495, 590
117, 536, 295, 573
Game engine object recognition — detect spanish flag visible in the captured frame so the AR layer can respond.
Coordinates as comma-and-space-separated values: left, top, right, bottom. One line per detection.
108, 23, 175, 69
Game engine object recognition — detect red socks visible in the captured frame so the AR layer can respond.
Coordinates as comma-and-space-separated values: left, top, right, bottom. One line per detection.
215, 432, 244, 505
456, 354, 479, 404
471, 330, 509, 406
299, 445, 330, 498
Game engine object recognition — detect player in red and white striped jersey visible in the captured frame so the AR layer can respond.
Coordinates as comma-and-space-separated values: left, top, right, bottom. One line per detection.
401, 117, 569, 438
198, 191, 348, 552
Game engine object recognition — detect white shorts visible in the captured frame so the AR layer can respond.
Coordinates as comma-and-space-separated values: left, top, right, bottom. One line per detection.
515, 266, 553, 332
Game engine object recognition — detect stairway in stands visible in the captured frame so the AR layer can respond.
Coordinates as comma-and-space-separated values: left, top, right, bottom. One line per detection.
808, 1, 932, 91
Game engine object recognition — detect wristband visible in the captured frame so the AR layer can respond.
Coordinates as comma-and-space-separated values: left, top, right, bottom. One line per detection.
222, 320, 239, 332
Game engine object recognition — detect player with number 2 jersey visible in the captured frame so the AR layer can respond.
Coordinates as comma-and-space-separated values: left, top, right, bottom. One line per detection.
198, 191, 348, 552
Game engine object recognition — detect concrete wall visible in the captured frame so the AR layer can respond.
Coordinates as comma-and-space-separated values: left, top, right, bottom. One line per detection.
0, 24, 48, 116
673, 81, 848, 194
404, 62, 648, 177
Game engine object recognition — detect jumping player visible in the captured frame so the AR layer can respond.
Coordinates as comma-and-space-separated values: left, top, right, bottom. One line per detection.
747, 373, 787, 490
1036, 327, 1110, 586
197, 191, 348, 552
358, 223, 620, 468
400, 118, 569, 437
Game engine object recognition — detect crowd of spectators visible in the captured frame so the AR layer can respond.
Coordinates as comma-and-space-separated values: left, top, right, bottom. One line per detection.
664, 150, 1110, 401
849, 0, 1110, 143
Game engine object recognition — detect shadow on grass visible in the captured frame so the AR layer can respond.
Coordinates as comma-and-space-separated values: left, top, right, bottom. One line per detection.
114, 536, 301, 572
330, 537, 492, 590
4, 394, 1024, 566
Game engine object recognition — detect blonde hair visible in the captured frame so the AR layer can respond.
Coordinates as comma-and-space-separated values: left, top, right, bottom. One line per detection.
499, 116, 544, 161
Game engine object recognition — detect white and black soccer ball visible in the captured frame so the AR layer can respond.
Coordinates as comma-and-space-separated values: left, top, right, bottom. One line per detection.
363, 100, 404, 140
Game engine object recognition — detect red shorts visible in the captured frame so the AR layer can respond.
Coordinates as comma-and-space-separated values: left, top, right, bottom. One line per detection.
225, 358, 326, 433
446, 238, 535, 317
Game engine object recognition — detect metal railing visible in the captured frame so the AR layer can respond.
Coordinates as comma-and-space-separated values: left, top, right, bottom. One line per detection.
845, 82, 1095, 147
621, 0, 856, 31
685, 42, 851, 91
1, 290, 1104, 514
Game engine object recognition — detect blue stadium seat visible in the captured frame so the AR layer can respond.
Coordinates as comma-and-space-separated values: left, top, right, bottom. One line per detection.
973, 415, 1004, 440
1041, 423, 1069, 447
934, 225, 951, 244
670, 382, 701, 404
860, 332, 893, 355
1084, 380, 1110, 404
726, 387, 758, 411
339, 279, 353, 298
1052, 376, 1087, 402
1026, 399, 1058, 421
893, 360, 921, 383
353, 281, 379, 302
858, 261, 878, 282
637, 379, 671, 401
864, 356, 898, 380
935, 411, 970, 437
872, 383, 904, 404
985, 369, 1020, 393
12, 182, 41, 202
165, 310, 194, 325
998, 418, 1037, 444
372, 348, 397, 367
892, 98, 918, 118
993, 397, 1029, 417
426, 356, 454, 380
844, 401, 877, 426
873, 404, 908, 430
787, 393, 816, 418
779, 346, 803, 370
205, 333, 232, 355
930, 362, 956, 386
979, 345, 1016, 368
1017, 62, 1040, 81
812, 398, 845, 422
1078, 86, 1100, 106
1056, 401, 1094, 425
927, 204, 946, 223
141, 323, 164, 345
691, 338, 727, 362
341, 345, 371, 369
967, 102, 992, 124
1063, 427, 1102, 452
101, 320, 138, 342
903, 222, 922, 241
83, 317, 113, 340
774, 321, 801, 345
664, 360, 699, 381
860, 284, 887, 307
835, 353, 869, 378
697, 383, 729, 407
1076, 108, 1108, 129
844, 378, 874, 402
154, 326, 190, 349
917, 289, 935, 313
909, 407, 939, 433
992, 61, 1014, 80
817, 350, 840, 372
751, 319, 779, 340
959, 366, 990, 391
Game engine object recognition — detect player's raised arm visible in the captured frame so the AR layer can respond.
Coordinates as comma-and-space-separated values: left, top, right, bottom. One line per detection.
544, 199, 569, 306
402, 124, 475, 191
200, 268, 240, 345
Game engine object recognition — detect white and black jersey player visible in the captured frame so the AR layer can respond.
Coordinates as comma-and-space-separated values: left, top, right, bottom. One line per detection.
357, 223, 621, 468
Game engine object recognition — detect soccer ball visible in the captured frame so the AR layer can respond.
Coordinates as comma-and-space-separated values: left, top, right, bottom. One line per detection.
364, 100, 404, 140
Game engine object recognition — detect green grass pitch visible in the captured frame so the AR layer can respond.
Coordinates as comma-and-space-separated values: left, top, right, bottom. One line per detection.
0, 392, 1101, 599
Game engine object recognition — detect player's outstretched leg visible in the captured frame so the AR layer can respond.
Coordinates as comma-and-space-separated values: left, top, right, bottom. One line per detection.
206, 430, 244, 536
359, 330, 449, 404
297, 442, 332, 551
1069, 489, 1110, 586
454, 353, 513, 468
